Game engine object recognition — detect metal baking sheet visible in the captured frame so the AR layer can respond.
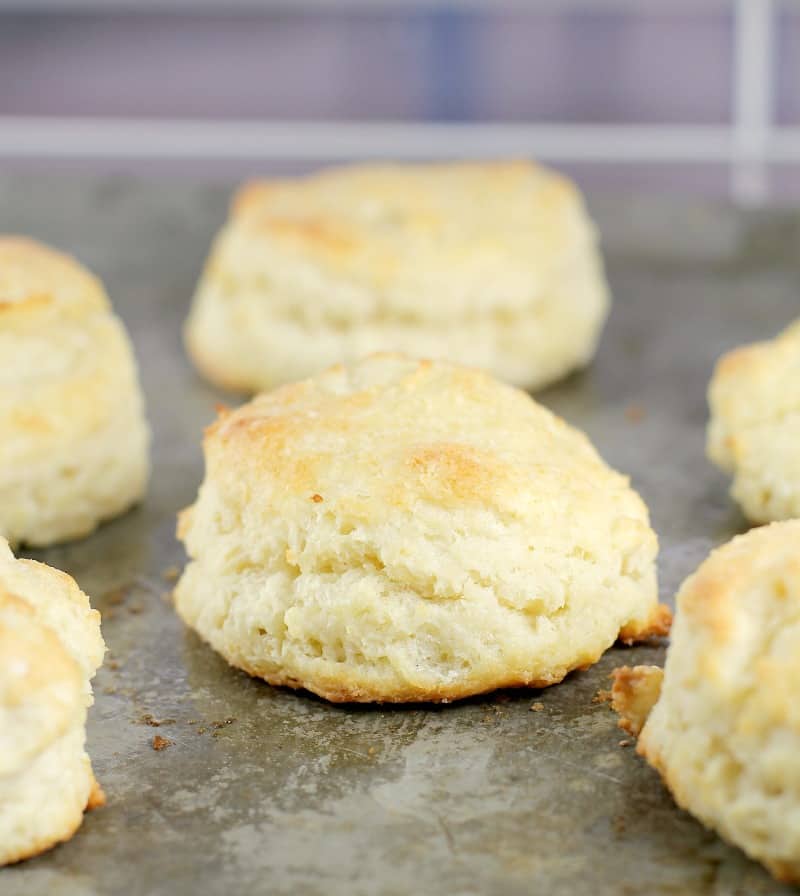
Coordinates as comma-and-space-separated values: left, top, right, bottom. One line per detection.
2, 174, 798, 896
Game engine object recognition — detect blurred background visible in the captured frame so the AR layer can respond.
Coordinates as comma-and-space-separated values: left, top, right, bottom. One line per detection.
0, 0, 798, 203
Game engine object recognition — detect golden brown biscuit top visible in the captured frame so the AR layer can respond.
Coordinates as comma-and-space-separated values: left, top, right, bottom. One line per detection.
200, 355, 649, 540
0, 236, 108, 318
0, 588, 83, 776
0, 535, 105, 775
0, 537, 104, 695
715, 317, 800, 380
0, 236, 141, 470
675, 520, 800, 730
710, 317, 800, 437
219, 161, 591, 291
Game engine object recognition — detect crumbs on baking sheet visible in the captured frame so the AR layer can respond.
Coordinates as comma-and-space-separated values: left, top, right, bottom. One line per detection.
211, 718, 236, 737
151, 735, 173, 751
105, 587, 129, 606
162, 566, 180, 583
139, 713, 176, 728
625, 403, 646, 423
530, 702, 545, 712
211, 718, 236, 730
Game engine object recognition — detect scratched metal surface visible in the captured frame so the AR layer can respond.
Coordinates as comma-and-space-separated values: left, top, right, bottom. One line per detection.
1, 174, 799, 896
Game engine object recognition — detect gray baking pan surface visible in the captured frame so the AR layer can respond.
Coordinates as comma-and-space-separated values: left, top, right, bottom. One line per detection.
2, 174, 798, 896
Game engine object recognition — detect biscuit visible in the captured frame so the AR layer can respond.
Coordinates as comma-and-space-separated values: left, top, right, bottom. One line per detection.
612, 521, 800, 883
175, 354, 667, 703
0, 538, 105, 865
185, 161, 610, 393
0, 237, 150, 546
708, 318, 800, 522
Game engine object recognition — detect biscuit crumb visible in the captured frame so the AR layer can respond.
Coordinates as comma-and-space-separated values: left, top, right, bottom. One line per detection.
593, 689, 612, 705
619, 739, 631, 747
311, 493, 324, 503
368, 746, 376, 755
530, 702, 545, 712
610, 666, 663, 736
211, 718, 235, 730
151, 735, 172, 751
140, 713, 176, 728
105, 586, 128, 606
87, 780, 106, 810
625, 403, 646, 423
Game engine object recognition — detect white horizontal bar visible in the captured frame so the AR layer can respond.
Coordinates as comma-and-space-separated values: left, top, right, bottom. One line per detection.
7, 119, 800, 164
0, 118, 739, 162
768, 131, 800, 161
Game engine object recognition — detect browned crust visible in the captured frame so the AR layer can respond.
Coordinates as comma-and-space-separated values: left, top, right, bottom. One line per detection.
229, 161, 548, 218
254, 216, 358, 255
712, 340, 767, 382
0, 235, 108, 316
610, 665, 664, 737
0, 292, 52, 313
230, 179, 275, 218
248, 670, 577, 704
618, 602, 672, 645
220, 640, 611, 704
765, 859, 800, 885
86, 774, 106, 810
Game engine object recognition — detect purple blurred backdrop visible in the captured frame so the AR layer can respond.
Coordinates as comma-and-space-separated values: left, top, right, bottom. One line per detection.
0, 5, 798, 196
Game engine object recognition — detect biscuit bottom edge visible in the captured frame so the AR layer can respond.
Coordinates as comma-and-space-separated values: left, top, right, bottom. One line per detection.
189, 628, 625, 705
0, 745, 103, 866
